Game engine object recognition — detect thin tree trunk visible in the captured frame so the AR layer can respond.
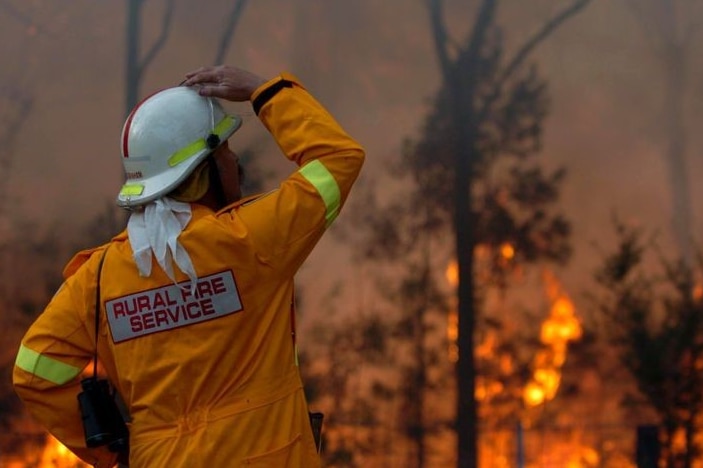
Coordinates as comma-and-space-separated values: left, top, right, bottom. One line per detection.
213, 0, 249, 64
452, 2, 497, 464
125, 0, 141, 117
451, 63, 480, 468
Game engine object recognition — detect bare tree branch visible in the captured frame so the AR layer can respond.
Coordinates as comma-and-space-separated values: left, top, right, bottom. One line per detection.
477, 0, 593, 123
425, 0, 452, 80
625, 0, 703, 59
428, 0, 498, 86
0, 0, 32, 28
455, 0, 497, 77
462, 1, 497, 64
139, 0, 176, 76
214, 0, 249, 64
624, 0, 678, 56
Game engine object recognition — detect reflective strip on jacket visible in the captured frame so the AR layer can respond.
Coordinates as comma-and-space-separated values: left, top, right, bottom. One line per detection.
13, 73, 365, 467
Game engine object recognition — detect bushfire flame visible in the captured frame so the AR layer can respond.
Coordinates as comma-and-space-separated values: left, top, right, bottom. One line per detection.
3, 434, 87, 468
446, 260, 459, 362
523, 270, 582, 408
38, 435, 87, 467
443, 254, 623, 466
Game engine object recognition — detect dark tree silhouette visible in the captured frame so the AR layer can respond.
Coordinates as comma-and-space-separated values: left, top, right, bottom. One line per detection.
339, 1, 592, 466
594, 221, 703, 467
422, 2, 593, 466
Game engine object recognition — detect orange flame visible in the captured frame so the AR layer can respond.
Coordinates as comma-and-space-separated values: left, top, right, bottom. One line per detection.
38, 435, 87, 467
446, 260, 459, 362
443, 261, 628, 465
445, 260, 458, 288
500, 242, 515, 260
523, 270, 582, 408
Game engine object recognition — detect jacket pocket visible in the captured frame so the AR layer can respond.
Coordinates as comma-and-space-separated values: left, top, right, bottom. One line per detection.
241, 433, 302, 467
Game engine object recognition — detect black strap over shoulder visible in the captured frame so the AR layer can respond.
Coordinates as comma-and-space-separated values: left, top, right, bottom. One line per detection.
92, 248, 108, 378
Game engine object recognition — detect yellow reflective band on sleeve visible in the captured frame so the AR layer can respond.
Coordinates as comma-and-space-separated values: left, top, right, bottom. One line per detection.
299, 160, 341, 228
168, 115, 237, 167
15, 344, 82, 385
119, 183, 145, 196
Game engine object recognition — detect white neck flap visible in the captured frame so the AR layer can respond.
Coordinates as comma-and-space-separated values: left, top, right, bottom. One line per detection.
127, 197, 197, 288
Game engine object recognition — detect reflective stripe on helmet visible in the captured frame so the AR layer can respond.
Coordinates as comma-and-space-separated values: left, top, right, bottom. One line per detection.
15, 344, 82, 385
299, 160, 341, 228
167, 115, 238, 167
119, 184, 145, 197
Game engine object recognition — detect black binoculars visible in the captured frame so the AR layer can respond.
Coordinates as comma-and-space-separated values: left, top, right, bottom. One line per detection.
78, 377, 130, 454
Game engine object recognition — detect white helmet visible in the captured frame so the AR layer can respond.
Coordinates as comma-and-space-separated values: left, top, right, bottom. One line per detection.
117, 86, 242, 208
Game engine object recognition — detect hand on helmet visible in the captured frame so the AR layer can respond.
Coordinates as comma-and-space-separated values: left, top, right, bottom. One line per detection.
183, 65, 266, 102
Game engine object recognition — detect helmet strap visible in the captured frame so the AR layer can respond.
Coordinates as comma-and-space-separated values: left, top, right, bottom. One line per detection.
207, 156, 228, 210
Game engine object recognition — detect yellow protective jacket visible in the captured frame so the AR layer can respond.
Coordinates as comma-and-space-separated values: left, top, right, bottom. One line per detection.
13, 73, 364, 467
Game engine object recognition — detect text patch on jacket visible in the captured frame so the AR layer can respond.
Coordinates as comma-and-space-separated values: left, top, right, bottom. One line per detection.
105, 271, 241, 343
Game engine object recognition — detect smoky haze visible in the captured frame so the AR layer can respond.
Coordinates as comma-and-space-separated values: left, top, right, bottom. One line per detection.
0, 0, 701, 328
3, 1, 703, 466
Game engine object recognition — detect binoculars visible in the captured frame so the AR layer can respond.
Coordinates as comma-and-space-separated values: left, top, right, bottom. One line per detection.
310, 412, 324, 454
78, 377, 130, 454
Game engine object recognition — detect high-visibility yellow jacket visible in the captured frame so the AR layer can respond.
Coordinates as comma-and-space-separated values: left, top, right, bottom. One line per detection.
13, 73, 364, 467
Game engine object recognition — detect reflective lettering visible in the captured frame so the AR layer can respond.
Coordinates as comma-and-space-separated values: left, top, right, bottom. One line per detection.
130, 315, 143, 332
106, 271, 242, 343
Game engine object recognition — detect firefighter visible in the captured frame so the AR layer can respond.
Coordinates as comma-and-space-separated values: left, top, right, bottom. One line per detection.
13, 65, 365, 467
